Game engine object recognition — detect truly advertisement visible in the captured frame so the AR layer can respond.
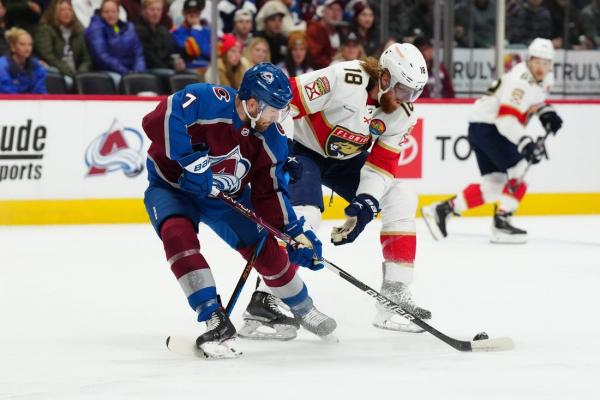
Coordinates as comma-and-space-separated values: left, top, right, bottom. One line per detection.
0, 119, 46, 183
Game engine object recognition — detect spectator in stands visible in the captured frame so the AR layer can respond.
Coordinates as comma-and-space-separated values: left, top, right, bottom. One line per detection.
35, 0, 91, 91
3, 0, 42, 33
371, 0, 412, 42
280, 0, 306, 34
85, 0, 145, 84
244, 36, 270, 66
218, 0, 256, 34
306, 0, 342, 69
73, 0, 127, 28
135, 0, 185, 74
580, 0, 600, 48
544, 0, 582, 49
0, 0, 8, 55
279, 30, 312, 77
255, 1, 288, 65
121, 0, 172, 28
401, 0, 434, 41
414, 35, 454, 98
172, 0, 211, 73
454, 0, 496, 48
331, 31, 364, 64
508, 0, 552, 45
0, 27, 46, 93
350, 1, 379, 56
205, 33, 248, 88
232, 8, 252, 48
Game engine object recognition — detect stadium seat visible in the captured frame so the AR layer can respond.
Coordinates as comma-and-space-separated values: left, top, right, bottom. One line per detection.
45, 72, 69, 94
169, 74, 201, 93
75, 72, 117, 95
122, 73, 162, 96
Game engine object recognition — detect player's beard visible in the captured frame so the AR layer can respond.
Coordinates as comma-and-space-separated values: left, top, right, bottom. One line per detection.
379, 91, 401, 114
254, 119, 271, 132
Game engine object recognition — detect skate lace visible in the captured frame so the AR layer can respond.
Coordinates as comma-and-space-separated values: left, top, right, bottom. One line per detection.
266, 294, 282, 313
302, 307, 327, 327
206, 311, 222, 331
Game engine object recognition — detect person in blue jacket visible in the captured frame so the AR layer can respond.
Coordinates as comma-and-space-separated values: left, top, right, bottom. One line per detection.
85, 0, 145, 78
0, 27, 46, 94
171, 0, 211, 72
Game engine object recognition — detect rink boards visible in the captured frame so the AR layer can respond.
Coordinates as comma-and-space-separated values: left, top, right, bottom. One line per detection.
0, 96, 598, 225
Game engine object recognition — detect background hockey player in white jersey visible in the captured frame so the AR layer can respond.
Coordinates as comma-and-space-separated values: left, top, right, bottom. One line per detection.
239, 43, 433, 340
421, 38, 563, 244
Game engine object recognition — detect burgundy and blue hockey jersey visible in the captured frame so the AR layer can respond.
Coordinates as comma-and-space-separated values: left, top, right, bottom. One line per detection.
142, 83, 297, 229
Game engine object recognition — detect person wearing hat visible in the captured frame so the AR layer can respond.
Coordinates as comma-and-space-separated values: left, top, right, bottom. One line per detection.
279, 30, 313, 77
305, 0, 343, 69
172, 0, 211, 72
254, 0, 288, 65
204, 33, 249, 88
232, 8, 253, 48
217, 0, 256, 34
412, 35, 454, 98
331, 31, 364, 64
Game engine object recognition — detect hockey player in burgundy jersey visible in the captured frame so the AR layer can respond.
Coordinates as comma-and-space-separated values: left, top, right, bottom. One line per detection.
421, 38, 563, 244
239, 43, 434, 338
142, 63, 336, 358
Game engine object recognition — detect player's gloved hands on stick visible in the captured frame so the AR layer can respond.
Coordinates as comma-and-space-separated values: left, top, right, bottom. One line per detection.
177, 144, 213, 197
331, 194, 379, 246
538, 105, 562, 135
518, 138, 546, 165
284, 217, 324, 271
283, 155, 303, 184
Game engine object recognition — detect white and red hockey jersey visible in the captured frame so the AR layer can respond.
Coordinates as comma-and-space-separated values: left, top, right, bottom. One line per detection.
469, 62, 553, 144
287, 60, 417, 201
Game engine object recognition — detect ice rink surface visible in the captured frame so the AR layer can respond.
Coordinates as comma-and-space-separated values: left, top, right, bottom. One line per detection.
1, 216, 599, 400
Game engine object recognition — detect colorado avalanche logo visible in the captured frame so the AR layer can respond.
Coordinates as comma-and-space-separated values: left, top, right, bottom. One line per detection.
209, 145, 250, 193
260, 71, 274, 84
213, 86, 231, 102
85, 119, 145, 177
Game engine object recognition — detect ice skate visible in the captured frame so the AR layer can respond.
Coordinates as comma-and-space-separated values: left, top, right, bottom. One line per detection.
238, 291, 300, 341
196, 308, 242, 359
421, 199, 458, 240
295, 305, 337, 338
373, 280, 431, 333
491, 206, 527, 244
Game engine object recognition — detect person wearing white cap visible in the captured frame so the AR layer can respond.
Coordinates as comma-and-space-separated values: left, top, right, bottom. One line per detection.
254, 0, 288, 65
232, 8, 253, 48
422, 38, 563, 244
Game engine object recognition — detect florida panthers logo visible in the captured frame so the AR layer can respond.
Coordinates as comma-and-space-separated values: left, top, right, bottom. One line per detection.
85, 119, 145, 177
209, 145, 250, 193
325, 126, 370, 158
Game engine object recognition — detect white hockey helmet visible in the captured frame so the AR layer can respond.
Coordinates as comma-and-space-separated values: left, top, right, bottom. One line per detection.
378, 42, 428, 102
527, 38, 554, 61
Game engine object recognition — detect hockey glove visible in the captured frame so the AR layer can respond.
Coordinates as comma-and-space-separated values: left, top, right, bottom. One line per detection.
284, 217, 324, 271
538, 105, 562, 135
518, 138, 546, 165
177, 145, 213, 197
283, 156, 303, 184
331, 194, 379, 246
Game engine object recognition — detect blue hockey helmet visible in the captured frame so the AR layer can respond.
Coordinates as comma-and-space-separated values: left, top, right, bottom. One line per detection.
238, 63, 292, 110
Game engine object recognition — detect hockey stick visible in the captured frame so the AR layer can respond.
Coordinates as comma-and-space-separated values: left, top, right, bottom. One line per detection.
212, 188, 514, 352
511, 130, 554, 193
224, 235, 267, 316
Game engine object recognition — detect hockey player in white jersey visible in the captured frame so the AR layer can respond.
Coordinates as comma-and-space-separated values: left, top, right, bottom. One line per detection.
421, 38, 563, 244
239, 43, 433, 339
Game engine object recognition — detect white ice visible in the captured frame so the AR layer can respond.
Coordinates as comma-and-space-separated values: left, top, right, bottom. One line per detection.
1, 216, 599, 400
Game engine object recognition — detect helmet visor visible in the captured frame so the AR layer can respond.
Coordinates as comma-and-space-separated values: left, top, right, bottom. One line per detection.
259, 101, 291, 124
392, 81, 423, 103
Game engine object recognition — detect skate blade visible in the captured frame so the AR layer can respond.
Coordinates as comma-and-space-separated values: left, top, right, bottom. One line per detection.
490, 232, 527, 244
319, 333, 340, 344
420, 206, 444, 241
470, 337, 515, 352
199, 339, 242, 359
372, 312, 425, 333
238, 319, 297, 341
